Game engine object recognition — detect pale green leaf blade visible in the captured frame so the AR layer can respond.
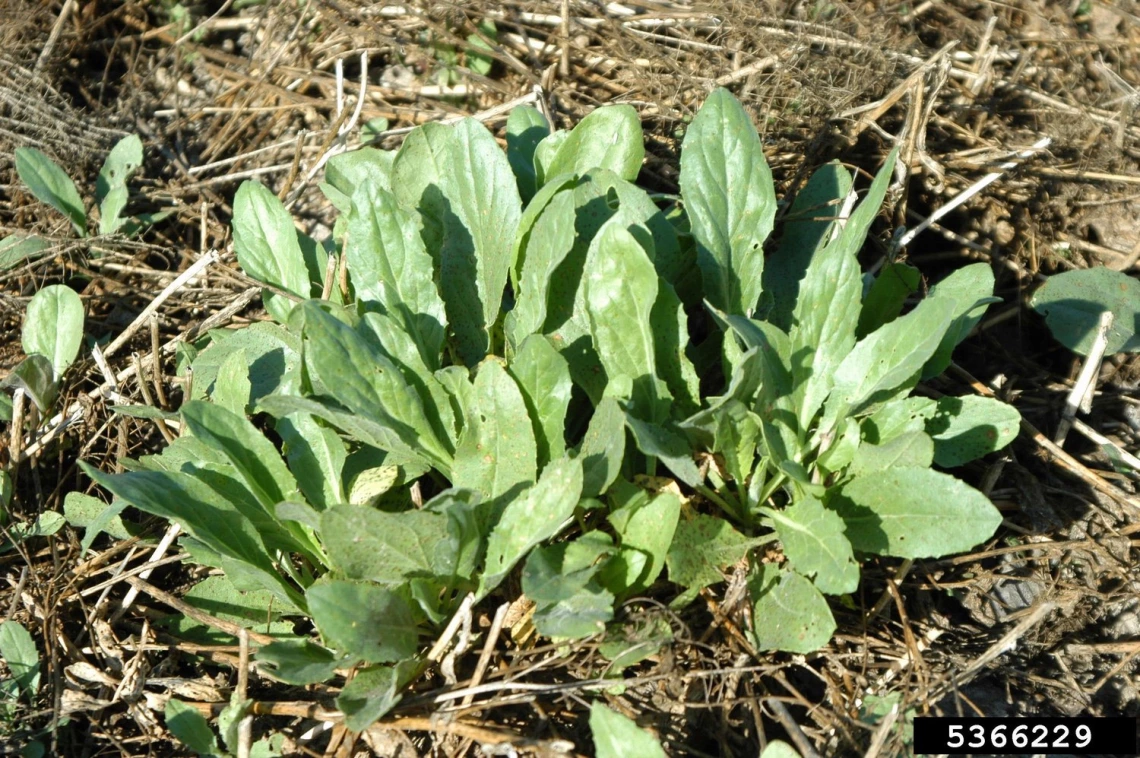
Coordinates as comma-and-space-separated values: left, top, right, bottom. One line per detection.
1, 355, 57, 413
790, 150, 897, 428
829, 296, 958, 416
391, 121, 452, 256
861, 397, 937, 445
22, 284, 83, 379
507, 189, 577, 348
337, 660, 418, 732
307, 579, 418, 663
255, 639, 342, 685
300, 303, 451, 473
508, 335, 572, 467
325, 147, 393, 205
848, 431, 934, 476
590, 702, 667, 758
437, 118, 523, 363
506, 105, 550, 202
678, 88, 775, 316
748, 564, 836, 654
608, 490, 681, 595
544, 104, 645, 182
578, 397, 627, 498
583, 223, 661, 420
478, 455, 583, 598
665, 514, 753, 592
0, 233, 49, 272
0, 620, 40, 698
346, 182, 446, 364
761, 741, 802, 758
857, 263, 921, 339
922, 262, 998, 377
189, 322, 300, 405
452, 359, 537, 503
232, 181, 310, 321
832, 467, 1003, 558
211, 348, 251, 416
63, 492, 131, 557
651, 280, 701, 419
164, 699, 220, 757
623, 414, 702, 488
763, 496, 858, 595
1030, 266, 1140, 355
180, 400, 300, 511
763, 161, 853, 330
320, 505, 450, 585
15, 146, 86, 236
79, 462, 300, 608
926, 395, 1020, 467
97, 134, 144, 234
277, 412, 346, 510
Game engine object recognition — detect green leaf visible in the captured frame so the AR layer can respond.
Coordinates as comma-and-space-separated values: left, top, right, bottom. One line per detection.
0, 234, 49, 272
507, 335, 572, 468
623, 414, 701, 488
22, 284, 83, 379
849, 431, 934, 476
232, 181, 310, 322
921, 263, 998, 377
321, 505, 451, 585
926, 395, 1020, 467
760, 741, 802, 758
360, 311, 456, 450
306, 579, 418, 663
651, 281, 701, 419
832, 468, 1003, 558
256, 639, 343, 685
607, 489, 681, 595
523, 532, 615, 606
436, 118, 523, 363
96, 134, 144, 235
762, 496, 858, 595
1031, 266, 1140, 355
0, 469, 10, 510
2, 355, 58, 413
590, 702, 667, 758
452, 359, 537, 503
164, 699, 220, 757
507, 189, 577, 347
679, 88, 775, 316
861, 397, 937, 445
170, 575, 295, 643
0, 511, 65, 555
505, 105, 550, 202
665, 514, 754, 592
277, 413, 345, 510
211, 348, 251, 416
325, 147, 394, 210
189, 322, 300, 405
0, 621, 40, 698
337, 660, 419, 732
346, 183, 446, 365
14, 146, 86, 236
857, 263, 921, 339
597, 616, 674, 675
711, 400, 761, 485
533, 583, 614, 639
80, 462, 302, 609
300, 303, 451, 473
583, 223, 663, 421
478, 455, 583, 598
533, 130, 569, 187
764, 161, 853, 330
828, 295, 957, 417
578, 397, 627, 498
63, 492, 131, 556
391, 121, 452, 256
180, 400, 300, 513
748, 564, 836, 654
543, 104, 645, 183
790, 151, 897, 428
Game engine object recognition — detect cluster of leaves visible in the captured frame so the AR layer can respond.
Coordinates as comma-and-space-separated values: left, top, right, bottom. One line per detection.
2, 135, 170, 273
80, 88, 1017, 736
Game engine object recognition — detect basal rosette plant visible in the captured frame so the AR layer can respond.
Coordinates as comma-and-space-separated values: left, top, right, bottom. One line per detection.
81, 88, 1019, 730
